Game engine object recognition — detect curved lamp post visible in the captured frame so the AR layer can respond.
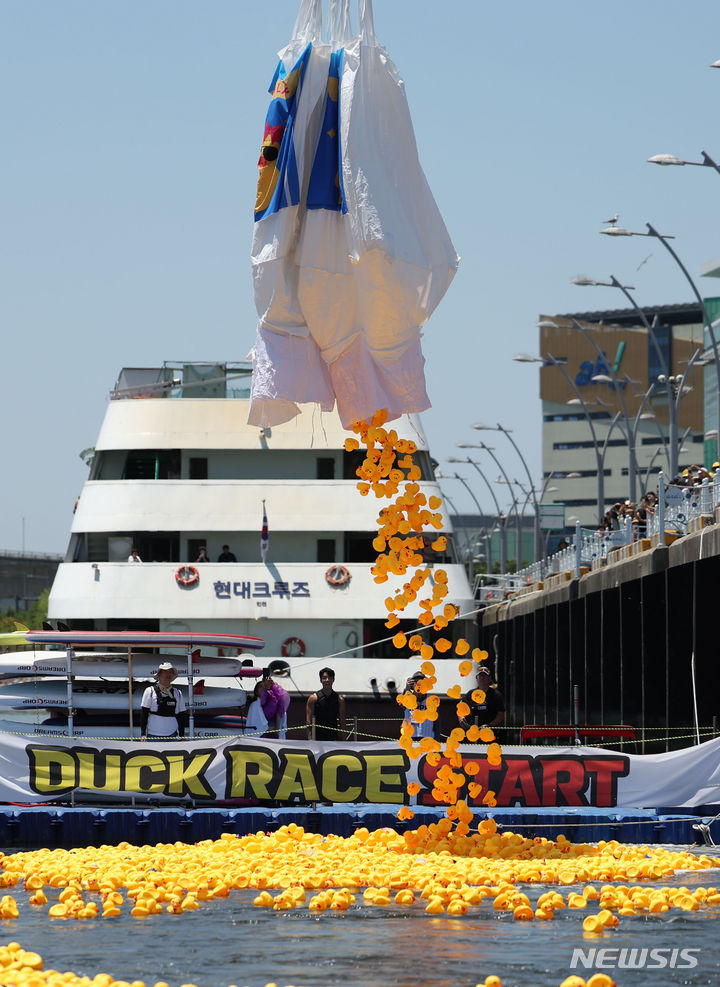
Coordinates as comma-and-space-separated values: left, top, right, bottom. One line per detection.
432, 472, 478, 576
470, 423, 541, 560
599, 222, 720, 459
571, 274, 702, 479
647, 152, 720, 176
447, 455, 511, 573
515, 350, 609, 522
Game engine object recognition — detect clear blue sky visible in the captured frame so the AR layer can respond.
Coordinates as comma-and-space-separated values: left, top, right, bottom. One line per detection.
2, 0, 720, 553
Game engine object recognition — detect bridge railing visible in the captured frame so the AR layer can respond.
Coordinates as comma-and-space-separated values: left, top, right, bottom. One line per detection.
476, 471, 720, 605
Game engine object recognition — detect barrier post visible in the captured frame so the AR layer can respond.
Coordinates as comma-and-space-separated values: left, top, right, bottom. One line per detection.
575, 521, 581, 579
187, 645, 195, 739
353, 715, 358, 741
657, 471, 665, 539
573, 683, 580, 746
311, 715, 316, 741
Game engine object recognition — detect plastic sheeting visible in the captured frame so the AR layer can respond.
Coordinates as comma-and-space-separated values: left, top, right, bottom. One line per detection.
249, 0, 458, 428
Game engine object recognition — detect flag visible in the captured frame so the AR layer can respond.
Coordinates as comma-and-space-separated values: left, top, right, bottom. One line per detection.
261, 501, 269, 562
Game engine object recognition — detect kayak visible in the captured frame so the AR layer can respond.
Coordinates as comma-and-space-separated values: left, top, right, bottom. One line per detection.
0, 717, 248, 740
0, 652, 262, 679
24, 630, 265, 649
0, 680, 247, 711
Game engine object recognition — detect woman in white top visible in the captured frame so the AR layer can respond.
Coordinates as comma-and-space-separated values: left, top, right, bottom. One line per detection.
140, 662, 186, 739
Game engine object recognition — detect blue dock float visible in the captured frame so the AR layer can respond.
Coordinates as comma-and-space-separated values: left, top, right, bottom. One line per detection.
1, 803, 718, 849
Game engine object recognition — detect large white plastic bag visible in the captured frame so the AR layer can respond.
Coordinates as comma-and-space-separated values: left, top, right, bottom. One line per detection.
249, 0, 458, 428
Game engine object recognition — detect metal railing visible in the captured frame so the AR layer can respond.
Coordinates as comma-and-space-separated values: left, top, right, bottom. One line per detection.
475, 471, 720, 604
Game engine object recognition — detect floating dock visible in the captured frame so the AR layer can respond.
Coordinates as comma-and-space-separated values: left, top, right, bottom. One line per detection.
2, 804, 718, 849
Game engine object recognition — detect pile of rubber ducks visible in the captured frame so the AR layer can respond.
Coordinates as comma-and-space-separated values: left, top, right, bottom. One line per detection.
1, 822, 718, 924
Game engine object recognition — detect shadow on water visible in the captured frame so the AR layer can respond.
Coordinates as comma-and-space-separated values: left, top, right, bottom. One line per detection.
5, 870, 720, 987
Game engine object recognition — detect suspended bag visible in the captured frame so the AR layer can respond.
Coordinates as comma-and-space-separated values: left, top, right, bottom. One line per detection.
249, 0, 458, 428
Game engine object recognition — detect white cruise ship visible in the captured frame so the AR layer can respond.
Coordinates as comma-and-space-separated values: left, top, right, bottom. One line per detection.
48, 362, 476, 716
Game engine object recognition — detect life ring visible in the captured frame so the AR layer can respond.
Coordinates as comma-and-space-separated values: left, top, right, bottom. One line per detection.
175, 565, 199, 588
345, 629, 359, 649
325, 564, 351, 587
281, 636, 305, 658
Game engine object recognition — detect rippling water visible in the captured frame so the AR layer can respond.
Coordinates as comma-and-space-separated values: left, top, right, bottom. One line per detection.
5, 855, 720, 987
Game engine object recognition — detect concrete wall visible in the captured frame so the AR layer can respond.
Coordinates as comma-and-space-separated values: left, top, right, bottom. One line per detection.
478, 525, 720, 748
0, 554, 61, 610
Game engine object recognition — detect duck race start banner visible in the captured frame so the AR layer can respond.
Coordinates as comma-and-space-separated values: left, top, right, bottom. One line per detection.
1, 735, 719, 808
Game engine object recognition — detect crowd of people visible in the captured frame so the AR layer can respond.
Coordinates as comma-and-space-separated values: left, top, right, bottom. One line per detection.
597, 491, 658, 537
594, 461, 720, 536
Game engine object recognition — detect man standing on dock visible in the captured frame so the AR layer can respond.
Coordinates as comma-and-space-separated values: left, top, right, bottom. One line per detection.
458, 665, 505, 730
306, 667, 346, 740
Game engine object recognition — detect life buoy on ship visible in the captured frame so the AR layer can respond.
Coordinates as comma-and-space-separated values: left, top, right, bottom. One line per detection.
175, 565, 199, 588
325, 564, 351, 587
281, 636, 305, 658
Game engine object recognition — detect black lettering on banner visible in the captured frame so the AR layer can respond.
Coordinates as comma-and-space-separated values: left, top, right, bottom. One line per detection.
26, 745, 216, 800
223, 744, 409, 803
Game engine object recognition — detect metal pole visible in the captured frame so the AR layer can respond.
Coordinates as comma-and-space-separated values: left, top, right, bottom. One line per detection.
573, 683, 580, 745
460, 459, 507, 572
544, 354, 607, 524
187, 645, 195, 739
572, 319, 638, 503
494, 425, 541, 561
473, 444, 517, 571
127, 645, 134, 737
607, 277, 680, 479
646, 223, 720, 462
66, 646, 74, 739
575, 519, 582, 579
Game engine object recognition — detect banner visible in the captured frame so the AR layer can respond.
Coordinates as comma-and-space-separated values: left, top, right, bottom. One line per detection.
2, 734, 720, 808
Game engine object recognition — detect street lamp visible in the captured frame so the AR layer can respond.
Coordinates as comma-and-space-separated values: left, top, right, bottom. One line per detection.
454, 444, 529, 568
471, 423, 542, 560
570, 273, 703, 478
647, 151, 720, 176
447, 455, 511, 572
569, 317, 650, 502
494, 473, 533, 568
514, 351, 608, 523
598, 222, 720, 459
432, 472, 479, 576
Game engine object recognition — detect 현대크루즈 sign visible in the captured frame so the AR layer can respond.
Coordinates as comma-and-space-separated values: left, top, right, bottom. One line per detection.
4, 734, 720, 808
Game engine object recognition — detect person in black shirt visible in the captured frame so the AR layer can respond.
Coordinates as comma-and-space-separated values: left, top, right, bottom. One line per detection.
459, 665, 505, 729
217, 545, 237, 562
306, 667, 346, 740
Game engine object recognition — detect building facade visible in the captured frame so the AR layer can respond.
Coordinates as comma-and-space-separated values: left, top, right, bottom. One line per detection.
536, 304, 711, 527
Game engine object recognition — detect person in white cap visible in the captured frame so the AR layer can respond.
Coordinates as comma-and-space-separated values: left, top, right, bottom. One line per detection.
140, 662, 187, 740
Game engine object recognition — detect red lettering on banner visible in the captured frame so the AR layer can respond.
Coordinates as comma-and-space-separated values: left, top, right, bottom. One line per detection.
496, 758, 541, 806
583, 758, 629, 807
417, 753, 629, 808
540, 758, 588, 806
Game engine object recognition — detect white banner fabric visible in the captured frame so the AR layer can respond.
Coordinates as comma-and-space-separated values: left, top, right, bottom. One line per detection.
1, 734, 719, 809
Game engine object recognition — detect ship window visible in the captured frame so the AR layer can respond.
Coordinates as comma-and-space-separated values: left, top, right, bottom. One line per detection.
317, 538, 335, 563
189, 457, 208, 479
344, 532, 376, 563
123, 450, 181, 479
317, 457, 335, 479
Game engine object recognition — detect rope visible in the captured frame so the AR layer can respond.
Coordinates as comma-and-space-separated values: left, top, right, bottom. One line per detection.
278, 605, 486, 668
